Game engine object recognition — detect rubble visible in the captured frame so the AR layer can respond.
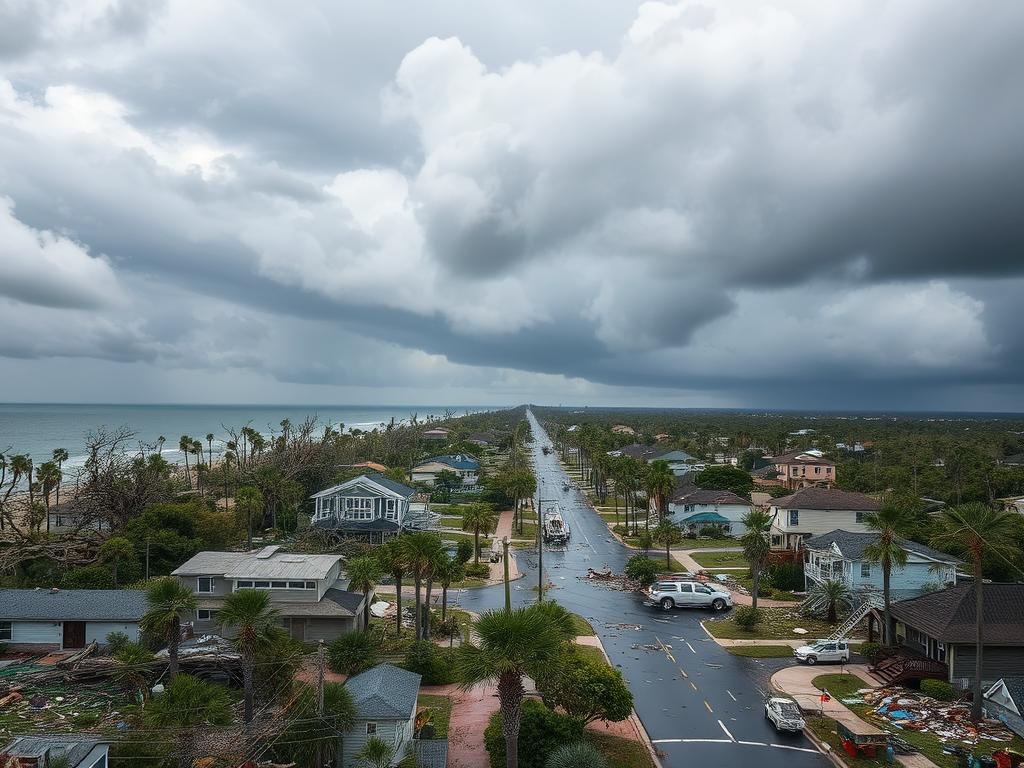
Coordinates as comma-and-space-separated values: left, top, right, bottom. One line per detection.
861, 686, 1015, 745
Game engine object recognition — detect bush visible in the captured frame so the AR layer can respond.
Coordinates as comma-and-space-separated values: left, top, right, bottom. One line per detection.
465, 562, 490, 579
921, 679, 955, 701
624, 554, 658, 586
403, 641, 456, 685
536, 646, 633, 725
612, 524, 628, 536
546, 742, 608, 768
733, 606, 763, 630
858, 642, 884, 664
698, 524, 729, 538
105, 632, 131, 654
484, 699, 584, 768
764, 561, 805, 592
455, 539, 473, 565
328, 631, 378, 675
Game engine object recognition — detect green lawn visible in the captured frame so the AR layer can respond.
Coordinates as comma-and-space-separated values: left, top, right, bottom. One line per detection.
679, 537, 741, 549
640, 554, 689, 573
587, 731, 657, 768
704, 608, 844, 640
691, 550, 748, 568
807, 676, 1024, 768
573, 643, 609, 666
726, 645, 796, 658
569, 613, 596, 636
417, 694, 452, 738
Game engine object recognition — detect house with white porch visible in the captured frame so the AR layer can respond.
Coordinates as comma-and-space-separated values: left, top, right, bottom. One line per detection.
311, 473, 435, 542
768, 487, 881, 551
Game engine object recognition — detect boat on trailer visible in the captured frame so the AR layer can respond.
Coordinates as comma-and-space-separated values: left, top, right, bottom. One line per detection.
542, 504, 570, 545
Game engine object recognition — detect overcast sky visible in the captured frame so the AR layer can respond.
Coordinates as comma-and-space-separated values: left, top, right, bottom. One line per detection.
1, 0, 1023, 411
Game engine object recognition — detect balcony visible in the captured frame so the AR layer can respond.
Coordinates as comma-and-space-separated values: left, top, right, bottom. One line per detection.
805, 562, 850, 584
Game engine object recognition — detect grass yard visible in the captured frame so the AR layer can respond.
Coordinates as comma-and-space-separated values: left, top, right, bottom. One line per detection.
691, 550, 748, 568
679, 537, 741, 549
640, 554, 689, 573
573, 643, 609, 666
704, 607, 843, 639
587, 731, 657, 768
416, 694, 452, 738
807, 677, 1024, 768
726, 645, 797, 658
569, 613, 596, 636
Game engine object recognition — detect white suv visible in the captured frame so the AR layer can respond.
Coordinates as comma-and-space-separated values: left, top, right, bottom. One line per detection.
793, 640, 851, 665
646, 581, 732, 612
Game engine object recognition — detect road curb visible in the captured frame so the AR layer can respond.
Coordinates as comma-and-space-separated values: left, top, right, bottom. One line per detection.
801, 723, 846, 768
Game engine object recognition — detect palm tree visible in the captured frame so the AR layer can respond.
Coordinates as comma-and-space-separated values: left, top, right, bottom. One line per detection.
178, 435, 192, 489
206, 433, 215, 470
235, 485, 264, 549
437, 554, 465, 625
740, 509, 773, 609
99, 536, 136, 587
35, 460, 61, 533
218, 589, 283, 726
346, 556, 382, 630
862, 505, 917, 644
646, 460, 675, 532
156, 436, 165, 455
458, 606, 574, 768
140, 577, 198, 680
51, 448, 68, 516
354, 736, 396, 768
932, 503, 1021, 722
376, 540, 407, 637
191, 439, 204, 494
810, 579, 852, 624
399, 533, 444, 640
462, 503, 498, 564
652, 518, 681, 568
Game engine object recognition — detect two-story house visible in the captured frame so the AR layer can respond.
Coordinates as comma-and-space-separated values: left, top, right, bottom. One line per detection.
767, 487, 881, 551
410, 455, 480, 487
311, 473, 434, 543
171, 546, 366, 642
803, 529, 959, 600
668, 489, 751, 536
753, 449, 836, 490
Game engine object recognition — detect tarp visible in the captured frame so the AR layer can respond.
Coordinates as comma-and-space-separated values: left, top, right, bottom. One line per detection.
680, 511, 730, 524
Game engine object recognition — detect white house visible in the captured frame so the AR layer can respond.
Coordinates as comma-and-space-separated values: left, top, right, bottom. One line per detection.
311, 473, 435, 542
767, 487, 881, 550
669, 489, 751, 536
410, 455, 480, 487
0, 588, 147, 651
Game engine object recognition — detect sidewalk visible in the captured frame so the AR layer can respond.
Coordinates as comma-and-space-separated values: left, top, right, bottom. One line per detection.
487, 507, 521, 584
671, 546, 742, 573
770, 665, 939, 768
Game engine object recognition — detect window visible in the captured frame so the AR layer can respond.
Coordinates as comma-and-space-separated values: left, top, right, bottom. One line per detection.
861, 563, 871, 578
814, 466, 821, 474
288, 581, 308, 589
385, 498, 398, 520
254, 580, 271, 588
855, 511, 865, 523
0, 621, 11, 641
366, 723, 377, 735
271, 581, 288, 588
656, 583, 678, 592
197, 577, 214, 594
237, 580, 254, 589
306, 581, 317, 589
788, 510, 799, 526
771, 535, 782, 547
678, 584, 693, 593
197, 609, 217, 621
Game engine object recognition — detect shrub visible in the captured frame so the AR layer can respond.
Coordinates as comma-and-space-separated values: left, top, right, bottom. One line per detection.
858, 642, 884, 664
105, 631, 131, 654
764, 561, 805, 592
403, 641, 456, 685
733, 606, 763, 630
536, 646, 633, 725
455, 539, 473, 565
921, 679, 955, 701
624, 554, 658, 586
546, 742, 608, 768
612, 524, 628, 536
465, 562, 490, 579
698, 524, 729, 539
328, 631, 378, 675
484, 700, 584, 768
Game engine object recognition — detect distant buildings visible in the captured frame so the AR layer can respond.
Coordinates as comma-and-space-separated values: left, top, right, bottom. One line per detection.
607, 444, 697, 475
753, 449, 836, 491
611, 424, 636, 435
172, 546, 367, 641
767, 487, 880, 550
0, 588, 147, 651
410, 454, 480, 487
422, 427, 451, 441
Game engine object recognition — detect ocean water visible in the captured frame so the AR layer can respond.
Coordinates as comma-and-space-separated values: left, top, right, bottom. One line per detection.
0, 403, 490, 471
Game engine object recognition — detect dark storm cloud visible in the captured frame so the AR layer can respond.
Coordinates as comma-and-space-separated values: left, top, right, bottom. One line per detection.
1, 0, 1023, 408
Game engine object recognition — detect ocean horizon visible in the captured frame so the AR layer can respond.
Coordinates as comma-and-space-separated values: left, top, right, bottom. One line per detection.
0, 402, 497, 471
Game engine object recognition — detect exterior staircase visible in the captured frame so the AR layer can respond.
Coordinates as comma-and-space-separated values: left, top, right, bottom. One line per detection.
870, 650, 948, 684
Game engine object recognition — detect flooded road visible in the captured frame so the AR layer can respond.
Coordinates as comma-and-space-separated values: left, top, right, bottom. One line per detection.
453, 409, 829, 768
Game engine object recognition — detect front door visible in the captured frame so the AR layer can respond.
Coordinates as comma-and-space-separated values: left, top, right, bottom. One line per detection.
63, 621, 86, 649
289, 618, 306, 642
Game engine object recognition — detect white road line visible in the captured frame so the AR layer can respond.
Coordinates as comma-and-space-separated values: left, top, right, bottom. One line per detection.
686, 640, 697, 653
651, 739, 732, 745
770, 744, 821, 754
738, 741, 767, 747
727, 690, 737, 702
718, 720, 736, 742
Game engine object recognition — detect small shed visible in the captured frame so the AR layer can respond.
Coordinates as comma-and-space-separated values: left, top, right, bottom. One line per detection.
0, 588, 148, 651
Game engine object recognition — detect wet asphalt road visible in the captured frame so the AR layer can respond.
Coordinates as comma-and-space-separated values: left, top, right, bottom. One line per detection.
451, 410, 829, 768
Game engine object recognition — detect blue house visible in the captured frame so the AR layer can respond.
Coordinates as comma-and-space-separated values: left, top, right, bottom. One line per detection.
803, 529, 959, 601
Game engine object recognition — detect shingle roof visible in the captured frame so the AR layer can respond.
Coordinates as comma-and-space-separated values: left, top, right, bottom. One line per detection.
770, 487, 881, 511
263, 588, 364, 618
415, 739, 450, 768
770, 449, 835, 466
313, 517, 402, 533
803, 529, 960, 564
673, 489, 750, 506
417, 454, 480, 471
310, 473, 416, 500
890, 583, 1024, 644
173, 550, 342, 580
0, 589, 149, 622
1, 734, 105, 765
346, 663, 421, 720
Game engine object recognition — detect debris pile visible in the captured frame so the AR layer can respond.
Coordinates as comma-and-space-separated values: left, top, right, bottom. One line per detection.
862, 687, 1015, 745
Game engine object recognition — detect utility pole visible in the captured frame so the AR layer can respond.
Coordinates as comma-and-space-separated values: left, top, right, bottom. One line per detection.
145, 538, 150, 581
503, 536, 511, 611
315, 639, 326, 767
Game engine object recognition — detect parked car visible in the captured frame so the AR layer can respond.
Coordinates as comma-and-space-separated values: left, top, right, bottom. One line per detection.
765, 697, 806, 732
793, 640, 851, 665
646, 581, 732, 611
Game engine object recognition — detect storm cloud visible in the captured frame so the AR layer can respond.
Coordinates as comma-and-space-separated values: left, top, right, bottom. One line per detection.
0, 0, 1022, 410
